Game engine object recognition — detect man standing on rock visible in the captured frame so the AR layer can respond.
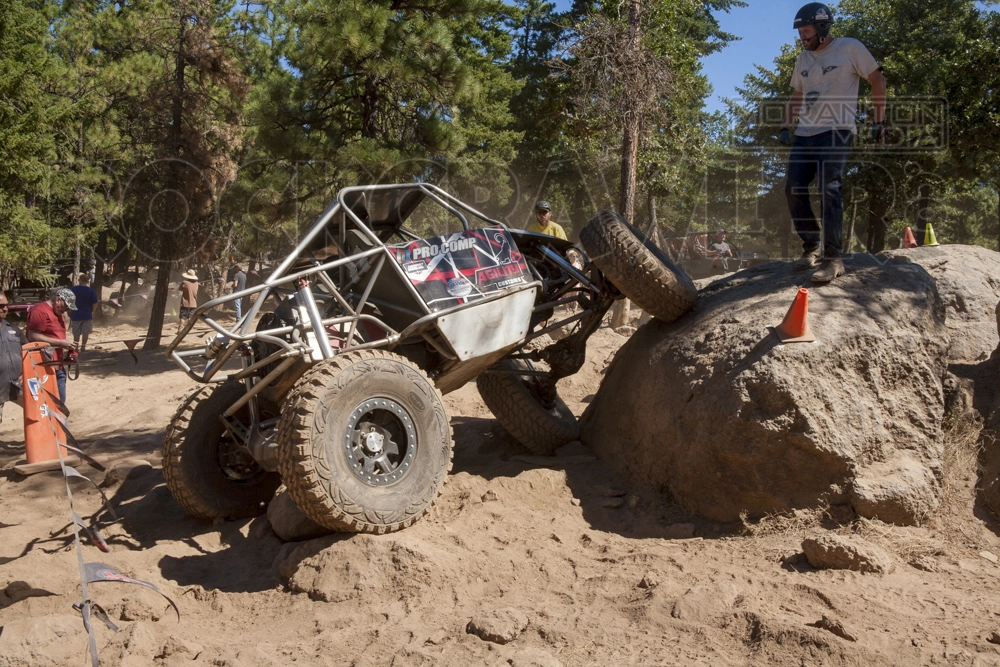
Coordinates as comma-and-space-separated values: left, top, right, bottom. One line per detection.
779, 3, 886, 283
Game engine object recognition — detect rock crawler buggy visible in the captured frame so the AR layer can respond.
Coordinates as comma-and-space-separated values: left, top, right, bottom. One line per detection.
164, 184, 696, 533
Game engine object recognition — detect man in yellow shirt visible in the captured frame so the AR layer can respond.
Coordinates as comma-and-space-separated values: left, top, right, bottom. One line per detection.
526, 201, 568, 240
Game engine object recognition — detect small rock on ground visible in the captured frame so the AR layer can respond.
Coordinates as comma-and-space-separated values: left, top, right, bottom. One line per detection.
267, 489, 331, 542
987, 631, 1000, 645
808, 615, 858, 642
663, 523, 695, 539
100, 458, 153, 487
801, 534, 895, 574
466, 608, 529, 645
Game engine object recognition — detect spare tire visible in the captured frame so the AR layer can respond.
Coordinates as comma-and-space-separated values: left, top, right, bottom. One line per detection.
477, 359, 578, 456
579, 209, 696, 324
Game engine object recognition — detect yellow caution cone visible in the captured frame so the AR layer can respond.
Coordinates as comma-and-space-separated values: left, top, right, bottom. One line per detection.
923, 224, 939, 247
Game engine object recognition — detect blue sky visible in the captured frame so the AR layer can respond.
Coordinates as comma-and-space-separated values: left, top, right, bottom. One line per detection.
700, 1, 806, 114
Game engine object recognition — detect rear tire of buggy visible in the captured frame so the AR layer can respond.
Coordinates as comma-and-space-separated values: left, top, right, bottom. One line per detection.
476, 358, 579, 456
579, 209, 696, 324
276, 350, 453, 534
163, 382, 282, 520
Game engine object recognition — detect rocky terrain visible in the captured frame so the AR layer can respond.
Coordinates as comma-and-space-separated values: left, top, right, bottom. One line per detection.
3, 249, 1000, 666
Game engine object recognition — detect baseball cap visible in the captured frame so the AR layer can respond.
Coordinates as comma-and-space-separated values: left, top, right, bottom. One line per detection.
55, 287, 77, 310
716, 228, 727, 234
534, 200, 552, 211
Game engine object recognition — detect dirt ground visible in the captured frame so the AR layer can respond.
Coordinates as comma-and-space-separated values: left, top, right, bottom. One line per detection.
3, 311, 1000, 666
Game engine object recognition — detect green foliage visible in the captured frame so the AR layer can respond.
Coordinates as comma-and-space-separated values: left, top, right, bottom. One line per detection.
0, 0, 63, 284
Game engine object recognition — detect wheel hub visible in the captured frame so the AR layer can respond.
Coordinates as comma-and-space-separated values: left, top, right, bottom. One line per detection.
344, 398, 417, 486
363, 430, 385, 454
217, 431, 265, 482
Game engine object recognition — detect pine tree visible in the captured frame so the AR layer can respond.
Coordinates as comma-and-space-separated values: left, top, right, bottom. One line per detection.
0, 0, 63, 288
88, 0, 249, 348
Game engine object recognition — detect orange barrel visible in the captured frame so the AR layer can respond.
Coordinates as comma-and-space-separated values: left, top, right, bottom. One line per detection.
21, 342, 69, 464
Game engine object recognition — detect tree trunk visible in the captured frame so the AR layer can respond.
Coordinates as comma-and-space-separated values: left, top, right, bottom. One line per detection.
94, 229, 108, 321
866, 197, 887, 253
610, 0, 642, 331
916, 183, 931, 246
144, 11, 187, 351
845, 200, 858, 254
72, 233, 81, 286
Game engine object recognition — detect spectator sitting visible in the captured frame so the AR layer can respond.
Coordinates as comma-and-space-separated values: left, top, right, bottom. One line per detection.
707, 229, 734, 272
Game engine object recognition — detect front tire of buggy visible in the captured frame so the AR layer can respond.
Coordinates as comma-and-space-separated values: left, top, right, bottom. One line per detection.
276, 350, 453, 534
163, 382, 282, 520
579, 209, 696, 324
476, 359, 579, 456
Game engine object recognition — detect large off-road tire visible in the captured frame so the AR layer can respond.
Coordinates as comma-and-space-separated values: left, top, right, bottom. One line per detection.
163, 382, 282, 520
579, 209, 696, 324
476, 359, 579, 456
276, 350, 453, 534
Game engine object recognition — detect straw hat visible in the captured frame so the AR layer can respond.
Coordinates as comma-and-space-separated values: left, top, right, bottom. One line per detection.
182, 270, 199, 281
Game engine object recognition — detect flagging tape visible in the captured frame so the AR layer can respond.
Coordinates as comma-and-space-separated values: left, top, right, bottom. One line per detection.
83, 563, 180, 621
25, 349, 179, 667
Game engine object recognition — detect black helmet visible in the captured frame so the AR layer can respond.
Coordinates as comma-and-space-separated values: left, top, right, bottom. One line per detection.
793, 3, 834, 39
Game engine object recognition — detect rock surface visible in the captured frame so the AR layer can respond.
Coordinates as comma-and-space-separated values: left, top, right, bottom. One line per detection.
581, 256, 948, 524
801, 534, 895, 574
267, 488, 332, 542
880, 244, 1000, 362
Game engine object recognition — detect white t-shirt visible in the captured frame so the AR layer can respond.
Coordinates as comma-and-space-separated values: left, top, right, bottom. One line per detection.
790, 37, 879, 136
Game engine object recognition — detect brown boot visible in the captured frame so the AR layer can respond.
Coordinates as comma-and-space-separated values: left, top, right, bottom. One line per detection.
794, 248, 821, 271
810, 256, 845, 283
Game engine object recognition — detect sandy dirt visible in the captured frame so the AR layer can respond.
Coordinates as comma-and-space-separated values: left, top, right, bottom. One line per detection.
3, 312, 1000, 666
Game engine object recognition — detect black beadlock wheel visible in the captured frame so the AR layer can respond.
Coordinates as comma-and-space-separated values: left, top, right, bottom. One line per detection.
476, 358, 579, 456
276, 350, 453, 534
579, 209, 697, 324
162, 382, 281, 520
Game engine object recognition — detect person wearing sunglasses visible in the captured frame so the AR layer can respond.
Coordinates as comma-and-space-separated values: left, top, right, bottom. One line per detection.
0, 292, 28, 424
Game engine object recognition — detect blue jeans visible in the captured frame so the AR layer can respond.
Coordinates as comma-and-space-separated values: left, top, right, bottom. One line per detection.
55, 367, 67, 406
234, 297, 242, 320
785, 130, 852, 257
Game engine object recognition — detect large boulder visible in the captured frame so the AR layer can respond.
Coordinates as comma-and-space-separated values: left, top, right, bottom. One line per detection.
580, 255, 949, 525
880, 244, 1000, 362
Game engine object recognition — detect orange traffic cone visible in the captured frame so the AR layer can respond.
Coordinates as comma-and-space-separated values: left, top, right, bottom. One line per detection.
903, 227, 918, 248
773, 288, 816, 343
14, 343, 78, 475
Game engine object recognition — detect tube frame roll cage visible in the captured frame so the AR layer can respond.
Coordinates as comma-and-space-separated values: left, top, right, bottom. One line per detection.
166, 182, 616, 435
